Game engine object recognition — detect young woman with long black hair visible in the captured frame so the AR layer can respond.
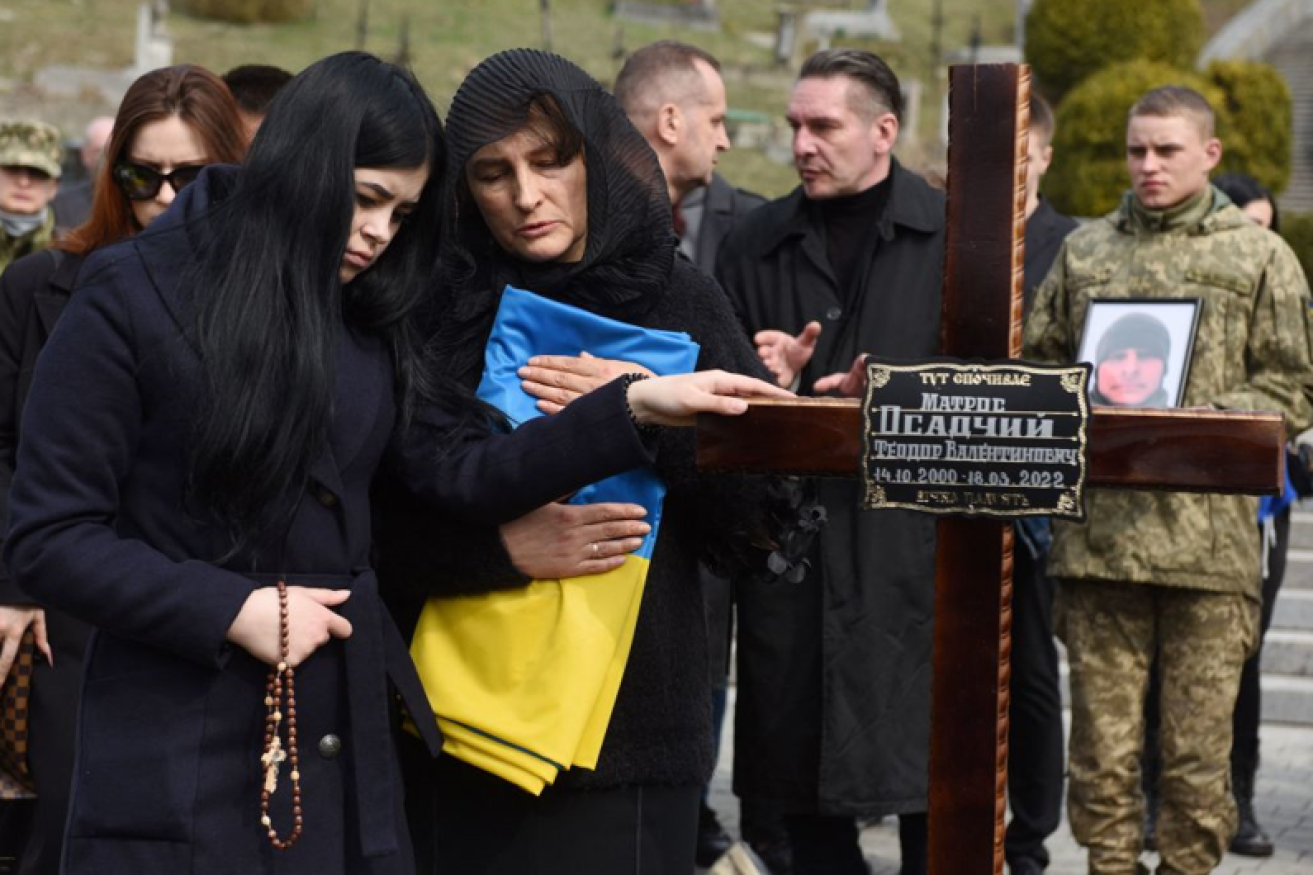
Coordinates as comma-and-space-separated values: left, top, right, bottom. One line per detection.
2, 50, 784, 875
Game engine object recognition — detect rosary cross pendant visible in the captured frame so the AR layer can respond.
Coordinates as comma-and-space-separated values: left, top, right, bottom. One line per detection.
262, 736, 287, 795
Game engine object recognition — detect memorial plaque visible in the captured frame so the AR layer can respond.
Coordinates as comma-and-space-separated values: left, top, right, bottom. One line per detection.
861, 358, 1091, 519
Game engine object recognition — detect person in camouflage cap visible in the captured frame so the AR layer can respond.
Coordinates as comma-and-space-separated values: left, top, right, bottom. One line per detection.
0, 119, 62, 271
1023, 86, 1313, 875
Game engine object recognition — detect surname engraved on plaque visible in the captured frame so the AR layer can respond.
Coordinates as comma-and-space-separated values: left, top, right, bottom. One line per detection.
860, 358, 1091, 520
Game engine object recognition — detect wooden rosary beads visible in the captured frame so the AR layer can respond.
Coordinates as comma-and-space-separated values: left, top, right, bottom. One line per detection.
260, 580, 303, 849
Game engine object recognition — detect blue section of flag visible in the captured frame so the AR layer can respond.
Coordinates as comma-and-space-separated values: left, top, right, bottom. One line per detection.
476, 286, 700, 562
1258, 467, 1297, 523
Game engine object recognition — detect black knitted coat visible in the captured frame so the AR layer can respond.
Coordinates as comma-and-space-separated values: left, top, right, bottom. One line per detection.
376, 49, 770, 791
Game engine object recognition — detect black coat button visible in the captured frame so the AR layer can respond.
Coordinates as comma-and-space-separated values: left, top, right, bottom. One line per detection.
315, 487, 339, 508
825, 306, 842, 321
318, 733, 343, 758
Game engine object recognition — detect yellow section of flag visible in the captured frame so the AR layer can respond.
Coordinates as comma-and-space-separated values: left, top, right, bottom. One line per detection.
411, 554, 650, 792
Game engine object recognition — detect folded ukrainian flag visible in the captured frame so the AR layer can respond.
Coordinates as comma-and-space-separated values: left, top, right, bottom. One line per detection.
410, 286, 699, 793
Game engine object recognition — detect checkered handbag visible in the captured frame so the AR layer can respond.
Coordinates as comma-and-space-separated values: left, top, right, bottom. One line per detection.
0, 628, 36, 799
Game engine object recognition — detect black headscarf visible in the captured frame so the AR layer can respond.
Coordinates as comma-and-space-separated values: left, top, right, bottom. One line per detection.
437, 49, 676, 385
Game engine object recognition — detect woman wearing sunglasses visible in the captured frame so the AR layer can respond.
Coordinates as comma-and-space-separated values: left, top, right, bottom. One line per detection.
0, 64, 245, 875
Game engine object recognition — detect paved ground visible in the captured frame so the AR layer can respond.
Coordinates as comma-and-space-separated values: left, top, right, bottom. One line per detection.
702, 696, 1313, 874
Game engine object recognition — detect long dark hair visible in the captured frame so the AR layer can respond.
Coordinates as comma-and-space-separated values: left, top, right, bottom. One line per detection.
1213, 172, 1280, 233
188, 51, 445, 553
61, 64, 246, 255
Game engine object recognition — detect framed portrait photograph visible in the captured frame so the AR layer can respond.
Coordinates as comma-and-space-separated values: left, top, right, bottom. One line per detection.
1077, 298, 1201, 408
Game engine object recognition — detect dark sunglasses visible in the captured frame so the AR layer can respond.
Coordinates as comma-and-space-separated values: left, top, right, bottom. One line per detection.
112, 162, 207, 200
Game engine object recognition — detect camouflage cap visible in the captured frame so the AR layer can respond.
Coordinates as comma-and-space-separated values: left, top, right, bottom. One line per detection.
1096, 312, 1170, 364
0, 120, 63, 178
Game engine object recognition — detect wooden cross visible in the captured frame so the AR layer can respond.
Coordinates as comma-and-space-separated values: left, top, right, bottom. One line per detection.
697, 64, 1285, 874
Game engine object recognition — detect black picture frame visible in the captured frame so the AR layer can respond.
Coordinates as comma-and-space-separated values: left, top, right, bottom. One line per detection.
1076, 298, 1201, 408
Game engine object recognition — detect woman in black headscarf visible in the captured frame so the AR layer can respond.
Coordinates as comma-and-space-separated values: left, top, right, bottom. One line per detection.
395, 49, 774, 874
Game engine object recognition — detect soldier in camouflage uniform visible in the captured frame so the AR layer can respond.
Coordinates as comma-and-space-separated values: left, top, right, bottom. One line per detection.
1023, 87, 1313, 875
0, 119, 62, 272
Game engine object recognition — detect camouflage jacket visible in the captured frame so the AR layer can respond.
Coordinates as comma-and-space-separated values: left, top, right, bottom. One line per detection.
0, 210, 56, 274
1023, 187, 1313, 598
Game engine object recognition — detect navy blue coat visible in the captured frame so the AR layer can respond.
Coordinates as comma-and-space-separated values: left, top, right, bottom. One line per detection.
2, 169, 654, 875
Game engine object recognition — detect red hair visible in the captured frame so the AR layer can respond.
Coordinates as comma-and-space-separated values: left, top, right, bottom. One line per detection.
60, 64, 247, 256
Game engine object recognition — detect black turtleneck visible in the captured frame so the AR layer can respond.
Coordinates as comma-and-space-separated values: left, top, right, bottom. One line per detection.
814, 173, 893, 307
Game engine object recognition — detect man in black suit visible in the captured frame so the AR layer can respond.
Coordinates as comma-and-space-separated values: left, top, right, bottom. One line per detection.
676, 173, 765, 275
614, 41, 766, 271
1021, 96, 1078, 313
615, 41, 730, 212
1006, 93, 1078, 875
